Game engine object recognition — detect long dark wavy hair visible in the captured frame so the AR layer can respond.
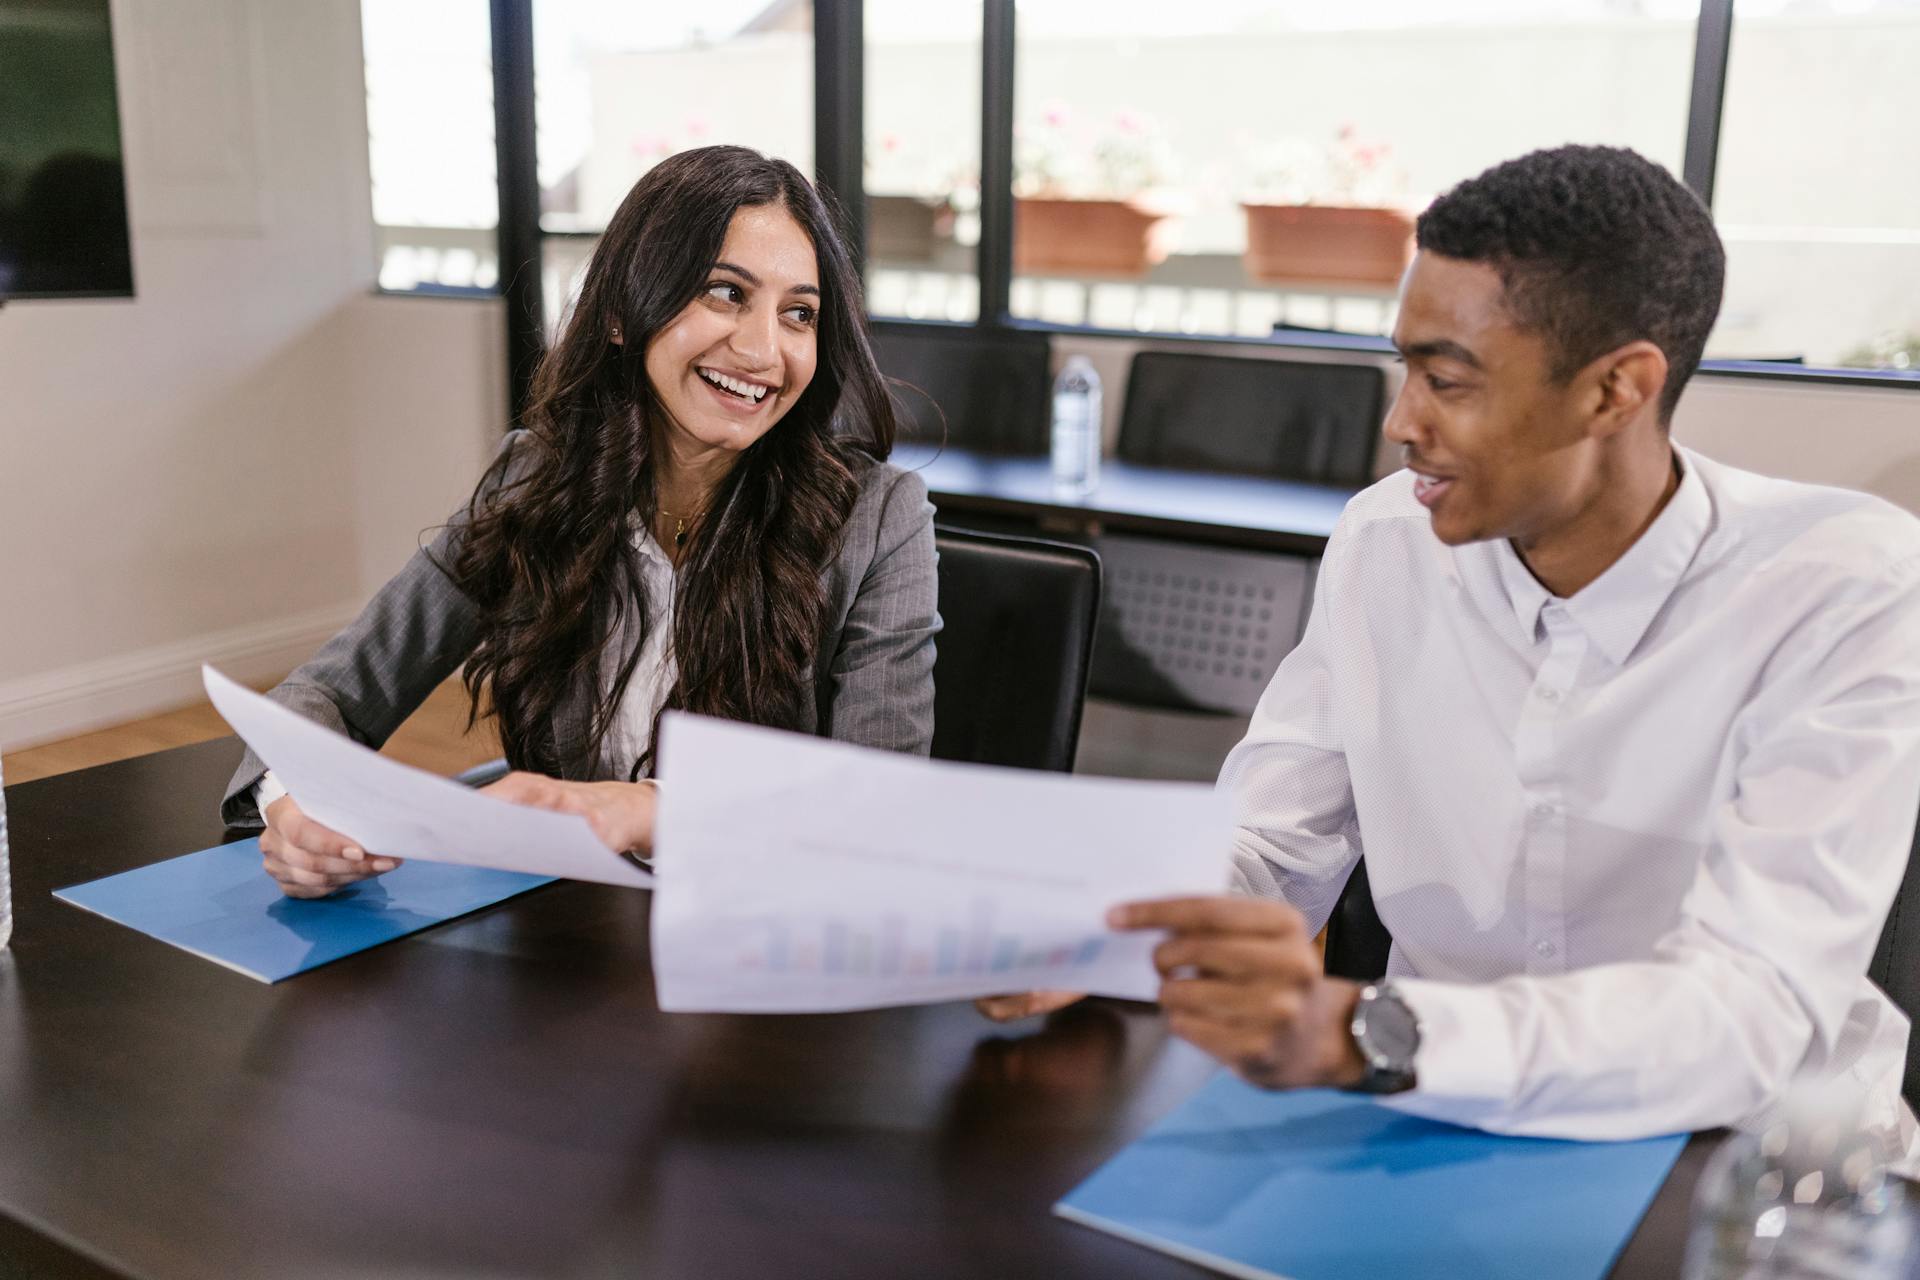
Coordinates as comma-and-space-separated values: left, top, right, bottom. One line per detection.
445, 146, 897, 778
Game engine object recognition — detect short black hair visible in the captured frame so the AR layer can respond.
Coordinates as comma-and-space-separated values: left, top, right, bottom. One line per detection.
1415, 145, 1725, 423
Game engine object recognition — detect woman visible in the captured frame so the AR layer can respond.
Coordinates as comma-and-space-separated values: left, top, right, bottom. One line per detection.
223, 146, 939, 898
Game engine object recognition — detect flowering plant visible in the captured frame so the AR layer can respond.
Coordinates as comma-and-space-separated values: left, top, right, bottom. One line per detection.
1242, 125, 1407, 207
1841, 330, 1920, 372
1014, 103, 1175, 200
626, 116, 715, 166
865, 130, 974, 203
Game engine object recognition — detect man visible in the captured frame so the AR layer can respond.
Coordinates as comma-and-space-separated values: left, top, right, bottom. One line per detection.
987, 145, 1920, 1152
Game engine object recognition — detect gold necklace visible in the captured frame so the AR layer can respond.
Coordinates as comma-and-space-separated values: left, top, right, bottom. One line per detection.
656, 503, 704, 547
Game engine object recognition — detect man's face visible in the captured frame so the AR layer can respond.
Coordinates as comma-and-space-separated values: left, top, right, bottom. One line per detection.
1383, 252, 1594, 547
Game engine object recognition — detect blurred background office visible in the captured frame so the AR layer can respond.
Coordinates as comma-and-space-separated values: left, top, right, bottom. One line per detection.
3, 0, 1918, 782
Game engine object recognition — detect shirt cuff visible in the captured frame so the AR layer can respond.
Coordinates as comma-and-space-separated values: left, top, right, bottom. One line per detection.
253, 771, 290, 819
1386, 977, 1521, 1108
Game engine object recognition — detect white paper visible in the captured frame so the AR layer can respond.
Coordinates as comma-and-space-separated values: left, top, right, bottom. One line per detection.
203, 666, 652, 888
650, 713, 1234, 1012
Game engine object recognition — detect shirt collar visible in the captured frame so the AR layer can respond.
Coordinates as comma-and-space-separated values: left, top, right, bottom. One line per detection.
1491, 448, 1711, 665
624, 513, 676, 572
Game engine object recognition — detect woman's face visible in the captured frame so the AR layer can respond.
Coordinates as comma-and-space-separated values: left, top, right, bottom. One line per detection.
642, 203, 821, 459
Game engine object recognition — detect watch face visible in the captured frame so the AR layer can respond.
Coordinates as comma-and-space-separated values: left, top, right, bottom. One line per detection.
1363, 991, 1420, 1066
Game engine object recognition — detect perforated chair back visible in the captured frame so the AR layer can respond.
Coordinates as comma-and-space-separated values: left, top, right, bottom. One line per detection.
931, 528, 1101, 772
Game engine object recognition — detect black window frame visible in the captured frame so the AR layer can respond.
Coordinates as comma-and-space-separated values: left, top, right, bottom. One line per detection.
478, 0, 1916, 424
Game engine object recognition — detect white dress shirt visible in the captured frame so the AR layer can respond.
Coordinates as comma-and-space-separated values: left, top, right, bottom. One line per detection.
256, 523, 677, 811
1225, 447, 1920, 1151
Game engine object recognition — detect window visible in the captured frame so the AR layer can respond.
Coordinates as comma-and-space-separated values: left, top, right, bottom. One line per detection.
361, 1, 499, 293
416, 0, 1920, 392
863, 1, 983, 323
1004, 0, 1698, 338
532, 0, 814, 333
1710, 0, 1920, 369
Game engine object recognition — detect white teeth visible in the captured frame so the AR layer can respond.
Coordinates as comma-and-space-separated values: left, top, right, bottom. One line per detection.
699, 368, 768, 402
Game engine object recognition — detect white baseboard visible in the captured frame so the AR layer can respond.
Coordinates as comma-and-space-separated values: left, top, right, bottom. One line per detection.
0, 605, 357, 751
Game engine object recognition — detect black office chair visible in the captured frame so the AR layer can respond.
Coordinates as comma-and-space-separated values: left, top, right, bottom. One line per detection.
1116, 349, 1385, 487
869, 321, 1053, 455
1870, 814, 1920, 1104
1321, 858, 1393, 983
931, 527, 1102, 773
458, 529, 1103, 782
1328, 812, 1920, 1107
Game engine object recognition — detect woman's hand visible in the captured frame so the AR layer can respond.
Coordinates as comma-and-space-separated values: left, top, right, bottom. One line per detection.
261, 795, 400, 898
974, 991, 1087, 1022
481, 772, 660, 856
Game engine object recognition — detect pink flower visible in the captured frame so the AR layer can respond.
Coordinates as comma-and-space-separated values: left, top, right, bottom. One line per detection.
686, 117, 710, 140
1115, 110, 1146, 135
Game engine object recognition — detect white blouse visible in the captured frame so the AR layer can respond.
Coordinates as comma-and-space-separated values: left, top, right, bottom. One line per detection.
597, 524, 678, 779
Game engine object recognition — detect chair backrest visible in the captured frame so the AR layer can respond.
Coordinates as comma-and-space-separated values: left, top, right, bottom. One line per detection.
931, 527, 1102, 772
1118, 350, 1384, 487
1869, 810, 1920, 1104
1322, 859, 1392, 983
870, 321, 1053, 455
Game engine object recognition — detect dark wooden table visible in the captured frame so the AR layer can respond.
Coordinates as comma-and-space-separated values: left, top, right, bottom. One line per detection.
896, 444, 1357, 555
0, 740, 1713, 1279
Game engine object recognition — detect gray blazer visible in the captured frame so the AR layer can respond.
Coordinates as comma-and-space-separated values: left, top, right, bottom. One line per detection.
221, 431, 940, 827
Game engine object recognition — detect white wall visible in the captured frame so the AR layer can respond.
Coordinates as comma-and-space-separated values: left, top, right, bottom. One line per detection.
0, 0, 505, 750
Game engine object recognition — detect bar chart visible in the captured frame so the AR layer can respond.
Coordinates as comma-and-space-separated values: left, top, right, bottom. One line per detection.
733, 898, 1109, 983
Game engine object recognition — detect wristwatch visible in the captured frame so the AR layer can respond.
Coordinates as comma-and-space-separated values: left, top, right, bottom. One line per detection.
1347, 981, 1421, 1095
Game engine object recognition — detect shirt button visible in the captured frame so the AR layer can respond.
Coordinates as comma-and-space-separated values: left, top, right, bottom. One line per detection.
1536, 687, 1561, 704
1531, 800, 1558, 819
1533, 940, 1557, 959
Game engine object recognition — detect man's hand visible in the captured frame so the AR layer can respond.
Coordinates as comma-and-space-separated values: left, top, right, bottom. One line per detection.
974, 990, 1086, 1022
481, 773, 660, 856
1109, 896, 1367, 1090
261, 795, 400, 898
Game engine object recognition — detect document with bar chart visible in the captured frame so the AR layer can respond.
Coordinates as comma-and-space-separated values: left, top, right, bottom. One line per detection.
649, 714, 1236, 1013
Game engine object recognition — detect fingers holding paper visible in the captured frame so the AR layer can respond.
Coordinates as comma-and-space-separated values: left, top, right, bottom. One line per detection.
974, 990, 1087, 1022
480, 772, 660, 857
260, 794, 400, 899
1110, 896, 1366, 1091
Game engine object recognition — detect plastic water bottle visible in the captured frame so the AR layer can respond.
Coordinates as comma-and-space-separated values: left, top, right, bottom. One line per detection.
0, 754, 11, 951
1683, 1088, 1916, 1279
1050, 354, 1102, 498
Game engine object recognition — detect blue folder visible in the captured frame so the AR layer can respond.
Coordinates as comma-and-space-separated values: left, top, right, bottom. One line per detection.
1056, 1073, 1686, 1280
54, 838, 554, 982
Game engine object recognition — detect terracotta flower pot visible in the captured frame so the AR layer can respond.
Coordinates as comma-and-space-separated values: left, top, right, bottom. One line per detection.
1241, 204, 1415, 287
1014, 196, 1177, 278
867, 194, 945, 264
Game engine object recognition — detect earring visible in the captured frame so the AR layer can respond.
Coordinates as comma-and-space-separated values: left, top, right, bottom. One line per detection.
610, 326, 622, 341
